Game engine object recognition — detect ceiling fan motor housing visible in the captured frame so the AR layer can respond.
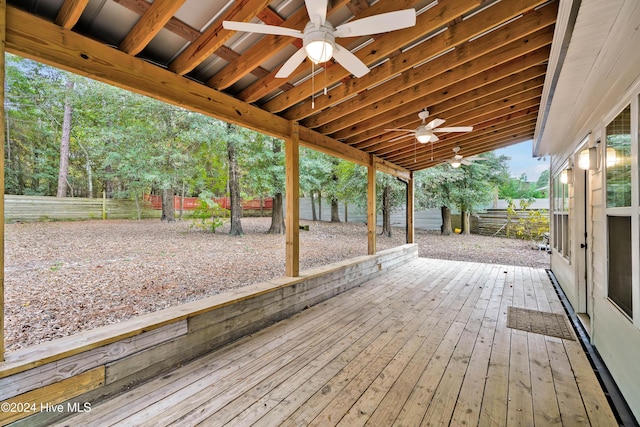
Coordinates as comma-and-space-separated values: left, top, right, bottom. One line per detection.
303, 22, 336, 63
415, 125, 432, 143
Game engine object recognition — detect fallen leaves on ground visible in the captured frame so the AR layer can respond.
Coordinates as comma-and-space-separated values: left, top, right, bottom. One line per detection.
3, 218, 548, 351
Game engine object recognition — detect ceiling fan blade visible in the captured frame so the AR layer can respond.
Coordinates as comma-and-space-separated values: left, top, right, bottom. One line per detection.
433, 126, 474, 133
467, 157, 488, 161
275, 48, 308, 78
332, 45, 370, 77
384, 128, 415, 133
461, 159, 473, 165
334, 9, 416, 38
426, 118, 445, 129
223, 21, 302, 38
429, 134, 439, 143
305, 0, 328, 27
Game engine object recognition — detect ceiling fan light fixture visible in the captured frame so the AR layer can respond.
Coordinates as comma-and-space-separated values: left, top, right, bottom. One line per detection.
303, 25, 335, 63
415, 126, 431, 143
450, 160, 462, 168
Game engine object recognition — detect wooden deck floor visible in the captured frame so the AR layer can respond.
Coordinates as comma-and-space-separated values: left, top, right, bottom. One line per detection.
57, 258, 617, 426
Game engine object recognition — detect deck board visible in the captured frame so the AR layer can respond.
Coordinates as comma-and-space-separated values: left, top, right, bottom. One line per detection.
55, 257, 618, 426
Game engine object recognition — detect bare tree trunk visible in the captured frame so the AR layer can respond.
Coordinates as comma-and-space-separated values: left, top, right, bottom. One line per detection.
330, 198, 340, 222
267, 139, 284, 233
344, 201, 348, 223
310, 192, 317, 221
440, 206, 452, 235
461, 209, 470, 235
227, 128, 243, 236
56, 81, 73, 197
268, 192, 285, 234
161, 188, 175, 222
318, 191, 322, 220
381, 184, 392, 237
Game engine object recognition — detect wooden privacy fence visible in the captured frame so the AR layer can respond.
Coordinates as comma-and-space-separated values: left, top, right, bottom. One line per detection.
4, 195, 159, 222
4, 194, 275, 222
143, 194, 273, 211
476, 208, 549, 238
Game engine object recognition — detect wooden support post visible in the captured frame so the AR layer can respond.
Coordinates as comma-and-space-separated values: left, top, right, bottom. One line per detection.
0, 0, 6, 361
367, 158, 376, 255
407, 171, 415, 244
285, 121, 300, 277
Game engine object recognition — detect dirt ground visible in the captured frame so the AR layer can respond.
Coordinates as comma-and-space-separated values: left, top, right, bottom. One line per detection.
3, 217, 549, 351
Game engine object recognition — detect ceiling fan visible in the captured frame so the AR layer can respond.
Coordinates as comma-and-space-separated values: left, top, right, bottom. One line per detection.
446, 146, 487, 168
386, 110, 474, 143
223, 0, 416, 78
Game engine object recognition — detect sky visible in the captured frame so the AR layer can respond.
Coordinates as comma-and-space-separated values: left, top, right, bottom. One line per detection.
494, 140, 549, 182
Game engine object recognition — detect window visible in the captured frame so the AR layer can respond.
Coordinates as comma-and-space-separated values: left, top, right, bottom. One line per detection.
605, 105, 633, 318
608, 216, 632, 317
552, 175, 569, 258
606, 105, 631, 207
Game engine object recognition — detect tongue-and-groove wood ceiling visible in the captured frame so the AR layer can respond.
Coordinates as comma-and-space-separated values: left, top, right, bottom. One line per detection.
6, 0, 557, 173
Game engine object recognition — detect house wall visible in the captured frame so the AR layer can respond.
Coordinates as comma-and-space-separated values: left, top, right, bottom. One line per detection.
550, 78, 640, 422
0, 244, 418, 426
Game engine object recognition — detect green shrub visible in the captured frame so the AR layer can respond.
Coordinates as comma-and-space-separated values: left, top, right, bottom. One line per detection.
506, 199, 550, 242
190, 192, 229, 233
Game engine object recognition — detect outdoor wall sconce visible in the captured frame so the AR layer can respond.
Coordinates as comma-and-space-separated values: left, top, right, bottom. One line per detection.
578, 146, 598, 170
560, 167, 573, 184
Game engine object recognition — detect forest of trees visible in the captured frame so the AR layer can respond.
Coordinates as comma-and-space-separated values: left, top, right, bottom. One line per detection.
4, 54, 546, 236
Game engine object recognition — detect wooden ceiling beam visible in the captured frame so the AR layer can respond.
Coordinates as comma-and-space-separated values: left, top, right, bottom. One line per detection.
367, 106, 538, 160
404, 125, 538, 169
168, 0, 272, 75
259, 0, 485, 112
393, 114, 539, 158
315, 30, 552, 136
112, 0, 276, 84
369, 100, 540, 157
407, 134, 535, 170
346, 77, 544, 146
394, 124, 537, 169
119, 0, 186, 56
54, 0, 89, 29
239, 0, 429, 104
379, 112, 540, 160
346, 70, 545, 146
389, 119, 538, 166
285, 0, 556, 123
113, 0, 199, 42
209, 0, 353, 91
4, 6, 394, 175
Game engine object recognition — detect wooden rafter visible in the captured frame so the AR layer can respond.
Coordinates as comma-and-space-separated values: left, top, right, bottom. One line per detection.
260, 0, 483, 112
54, 0, 89, 29
5, 6, 404, 178
392, 118, 539, 168
347, 72, 547, 148
287, 0, 556, 124
209, 0, 353, 90
119, 0, 186, 56
168, 0, 272, 75
315, 35, 552, 136
6, 0, 558, 174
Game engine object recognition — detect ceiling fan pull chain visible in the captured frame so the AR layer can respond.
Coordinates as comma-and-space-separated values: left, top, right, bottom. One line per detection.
323, 33, 328, 96
431, 141, 433, 161
312, 62, 315, 109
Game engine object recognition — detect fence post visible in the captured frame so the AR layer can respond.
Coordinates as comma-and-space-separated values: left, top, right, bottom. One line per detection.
102, 191, 107, 219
